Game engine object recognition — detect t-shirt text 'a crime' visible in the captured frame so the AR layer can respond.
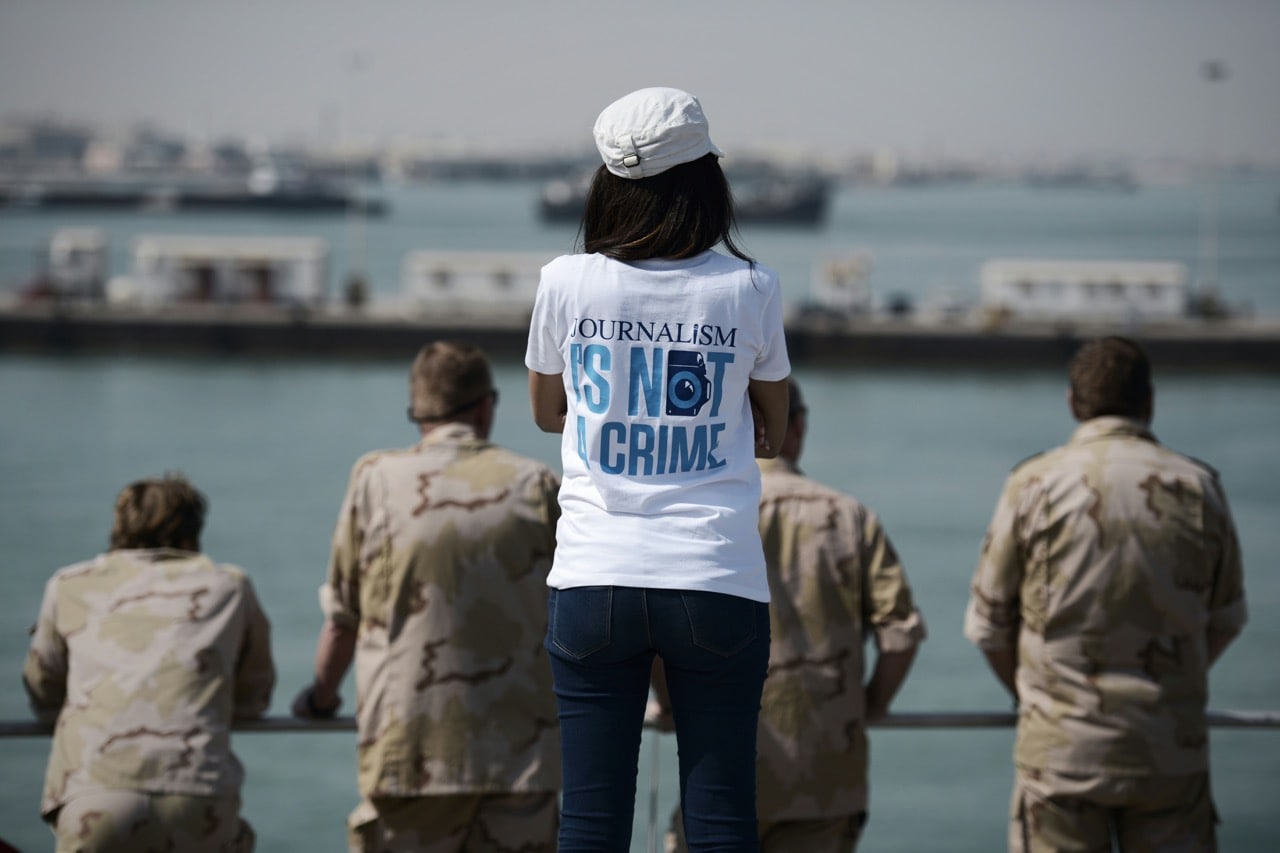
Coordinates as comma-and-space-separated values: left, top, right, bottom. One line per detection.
568, 317, 740, 477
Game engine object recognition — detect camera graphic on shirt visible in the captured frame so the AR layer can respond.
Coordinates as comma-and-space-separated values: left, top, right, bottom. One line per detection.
665, 350, 712, 417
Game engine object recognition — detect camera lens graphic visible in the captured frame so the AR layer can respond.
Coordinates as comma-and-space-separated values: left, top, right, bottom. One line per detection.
668, 371, 702, 407
665, 350, 711, 416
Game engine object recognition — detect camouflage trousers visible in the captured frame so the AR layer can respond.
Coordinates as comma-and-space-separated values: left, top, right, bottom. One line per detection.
1011, 767, 1217, 853
347, 792, 559, 853
52, 789, 253, 852
666, 804, 866, 853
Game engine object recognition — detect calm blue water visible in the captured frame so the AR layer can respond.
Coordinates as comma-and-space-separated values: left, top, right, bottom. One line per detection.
1, 178, 1278, 852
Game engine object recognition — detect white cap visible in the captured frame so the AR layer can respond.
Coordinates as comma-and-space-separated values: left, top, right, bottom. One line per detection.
593, 87, 724, 179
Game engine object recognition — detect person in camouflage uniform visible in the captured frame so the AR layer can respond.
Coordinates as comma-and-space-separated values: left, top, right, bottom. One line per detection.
23, 474, 276, 852
663, 378, 926, 852
292, 340, 562, 853
965, 336, 1248, 852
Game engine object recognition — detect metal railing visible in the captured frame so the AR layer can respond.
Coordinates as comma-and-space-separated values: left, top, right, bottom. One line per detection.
2, 709, 1278, 738
4, 709, 1275, 853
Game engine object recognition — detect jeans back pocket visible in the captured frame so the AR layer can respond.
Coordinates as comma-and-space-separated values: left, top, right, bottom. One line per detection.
549, 586, 614, 660
681, 591, 761, 657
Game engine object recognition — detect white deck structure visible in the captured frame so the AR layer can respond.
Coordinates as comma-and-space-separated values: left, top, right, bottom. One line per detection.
120, 234, 330, 307
401, 250, 549, 318
980, 259, 1189, 322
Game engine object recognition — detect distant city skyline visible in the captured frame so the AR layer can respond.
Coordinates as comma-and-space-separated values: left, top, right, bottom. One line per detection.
2, 0, 1277, 165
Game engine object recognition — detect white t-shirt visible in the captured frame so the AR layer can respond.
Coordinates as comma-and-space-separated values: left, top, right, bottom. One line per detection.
525, 250, 791, 602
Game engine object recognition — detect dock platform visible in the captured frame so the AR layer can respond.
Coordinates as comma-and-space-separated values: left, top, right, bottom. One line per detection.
2, 302, 1280, 371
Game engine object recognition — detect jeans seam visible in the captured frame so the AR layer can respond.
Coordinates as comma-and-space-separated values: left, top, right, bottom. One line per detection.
641, 588, 652, 648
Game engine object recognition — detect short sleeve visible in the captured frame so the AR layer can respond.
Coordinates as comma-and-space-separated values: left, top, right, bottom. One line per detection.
861, 512, 927, 654
22, 576, 68, 724
751, 270, 791, 381
322, 459, 368, 631
233, 576, 276, 719
964, 474, 1025, 651
1205, 479, 1247, 637
525, 267, 566, 375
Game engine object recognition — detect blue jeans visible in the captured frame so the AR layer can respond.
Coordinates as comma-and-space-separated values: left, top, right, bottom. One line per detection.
546, 585, 771, 853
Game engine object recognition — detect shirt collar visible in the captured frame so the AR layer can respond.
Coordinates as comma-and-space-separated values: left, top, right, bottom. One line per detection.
625, 251, 715, 272
757, 456, 801, 475
418, 421, 480, 447
1070, 416, 1157, 446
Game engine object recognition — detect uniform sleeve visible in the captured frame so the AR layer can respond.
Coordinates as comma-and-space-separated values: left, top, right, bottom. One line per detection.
22, 576, 68, 725
233, 576, 276, 719
1205, 478, 1247, 637
525, 268, 566, 375
535, 468, 562, 558
321, 459, 367, 630
751, 270, 791, 382
964, 473, 1025, 651
861, 511, 926, 653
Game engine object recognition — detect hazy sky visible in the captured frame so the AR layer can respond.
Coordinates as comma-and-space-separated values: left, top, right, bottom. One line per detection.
2, 0, 1277, 163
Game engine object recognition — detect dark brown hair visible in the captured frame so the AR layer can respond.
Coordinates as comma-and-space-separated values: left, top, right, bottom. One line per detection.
408, 340, 494, 421
1068, 336, 1152, 420
581, 153, 754, 263
110, 474, 207, 550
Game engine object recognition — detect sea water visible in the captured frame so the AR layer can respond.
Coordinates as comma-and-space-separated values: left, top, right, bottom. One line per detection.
1, 177, 1277, 852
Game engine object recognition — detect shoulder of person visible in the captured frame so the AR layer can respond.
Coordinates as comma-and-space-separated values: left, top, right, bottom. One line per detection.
1177, 450, 1222, 482
766, 466, 863, 510
712, 254, 780, 288
206, 558, 252, 585
351, 443, 421, 474
1009, 447, 1054, 474
542, 252, 595, 278
39, 557, 104, 604
49, 554, 109, 583
493, 443, 559, 476
543, 252, 581, 269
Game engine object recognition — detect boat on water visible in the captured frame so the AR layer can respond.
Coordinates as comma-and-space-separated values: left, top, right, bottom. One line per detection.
538, 166, 832, 227
978, 258, 1190, 323
1024, 163, 1139, 191
0, 171, 388, 216
3, 234, 1277, 369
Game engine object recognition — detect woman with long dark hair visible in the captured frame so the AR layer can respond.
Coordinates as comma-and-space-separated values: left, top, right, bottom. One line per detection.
526, 87, 791, 851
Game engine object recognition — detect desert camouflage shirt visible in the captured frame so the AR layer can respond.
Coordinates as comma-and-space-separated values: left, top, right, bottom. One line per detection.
322, 423, 562, 797
965, 417, 1247, 777
754, 456, 926, 820
23, 549, 276, 819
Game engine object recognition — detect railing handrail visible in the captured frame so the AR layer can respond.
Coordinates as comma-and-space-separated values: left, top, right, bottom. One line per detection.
2, 709, 1277, 739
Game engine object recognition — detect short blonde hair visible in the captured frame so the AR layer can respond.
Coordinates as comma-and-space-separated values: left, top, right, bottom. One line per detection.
110, 474, 207, 550
408, 341, 494, 421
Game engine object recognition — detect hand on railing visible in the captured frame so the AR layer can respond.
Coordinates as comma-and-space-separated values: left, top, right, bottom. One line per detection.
291, 683, 343, 720
644, 698, 675, 733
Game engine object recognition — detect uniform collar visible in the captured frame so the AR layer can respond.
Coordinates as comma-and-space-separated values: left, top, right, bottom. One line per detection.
108, 548, 200, 564
758, 456, 801, 475
418, 421, 481, 447
1070, 416, 1157, 446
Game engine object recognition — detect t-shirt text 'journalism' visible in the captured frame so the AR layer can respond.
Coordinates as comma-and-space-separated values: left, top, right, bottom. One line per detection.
569, 317, 740, 477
